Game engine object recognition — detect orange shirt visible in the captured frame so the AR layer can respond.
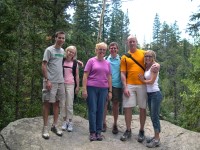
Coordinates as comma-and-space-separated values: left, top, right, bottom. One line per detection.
120, 49, 145, 85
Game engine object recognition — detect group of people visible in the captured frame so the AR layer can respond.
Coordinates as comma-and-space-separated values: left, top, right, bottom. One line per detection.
41, 31, 163, 148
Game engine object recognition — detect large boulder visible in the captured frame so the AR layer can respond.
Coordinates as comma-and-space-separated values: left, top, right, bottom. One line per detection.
0, 115, 199, 150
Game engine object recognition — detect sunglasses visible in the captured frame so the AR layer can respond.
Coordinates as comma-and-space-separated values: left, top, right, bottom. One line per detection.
145, 55, 153, 58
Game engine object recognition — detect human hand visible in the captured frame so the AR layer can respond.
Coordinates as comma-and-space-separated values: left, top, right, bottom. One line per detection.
123, 87, 130, 97
138, 73, 145, 82
82, 89, 87, 100
77, 60, 84, 67
46, 80, 52, 90
152, 63, 160, 73
75, 87, 79, 95
108, 92, 112, 100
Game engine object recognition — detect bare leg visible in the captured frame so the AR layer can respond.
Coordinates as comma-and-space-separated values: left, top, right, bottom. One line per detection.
53, 101, 59, 126
124, 107, 132, 130
43, 101, 50, 126
139, 108, 146, 131
155, 132, 160, 140
112, 101, 119, 125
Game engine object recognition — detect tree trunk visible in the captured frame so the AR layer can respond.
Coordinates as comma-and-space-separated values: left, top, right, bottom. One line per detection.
97, 0, 106, 43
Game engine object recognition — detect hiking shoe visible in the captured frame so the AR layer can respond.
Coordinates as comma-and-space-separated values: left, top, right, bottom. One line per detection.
102, 123, 107, 132
61, 121, 68, 131
96, 133, 104, 141
89, 133, 96, 141
112, 124, 119, 134
137, 130, 145, 143
51, 125, 63, 136
67, 122, 73, 132
146, 139, 161, 148
146, 137, 155, 143
42, 126, 49, 139
120, 129, 132, 141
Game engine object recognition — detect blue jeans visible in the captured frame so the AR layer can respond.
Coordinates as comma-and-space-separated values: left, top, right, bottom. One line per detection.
87, 86, 108, 134
147, 91, 163, 133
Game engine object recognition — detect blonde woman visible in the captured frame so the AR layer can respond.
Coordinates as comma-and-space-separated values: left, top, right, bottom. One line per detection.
82, 42, 112, 141
61, 46, 80, 132
138, 50, 163, 148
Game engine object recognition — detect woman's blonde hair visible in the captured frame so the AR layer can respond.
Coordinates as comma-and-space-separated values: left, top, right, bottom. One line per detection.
95, 42, 107, 53
145, 50, 156, 63
65, 45, 77, 60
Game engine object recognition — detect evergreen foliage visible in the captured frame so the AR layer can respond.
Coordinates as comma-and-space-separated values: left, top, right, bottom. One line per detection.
0, 0, 199, 133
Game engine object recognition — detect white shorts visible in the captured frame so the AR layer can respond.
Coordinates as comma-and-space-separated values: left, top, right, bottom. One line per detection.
123, 84, 147, 109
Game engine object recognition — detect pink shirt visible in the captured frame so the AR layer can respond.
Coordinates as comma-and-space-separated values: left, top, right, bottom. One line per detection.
63, 60, 74, 84
84, 57, 111, 88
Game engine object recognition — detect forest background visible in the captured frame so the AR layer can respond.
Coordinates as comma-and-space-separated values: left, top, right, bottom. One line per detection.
0, 0, 199, 132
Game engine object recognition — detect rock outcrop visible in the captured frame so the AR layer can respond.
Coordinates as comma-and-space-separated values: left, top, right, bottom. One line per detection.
0, 115, 200, 150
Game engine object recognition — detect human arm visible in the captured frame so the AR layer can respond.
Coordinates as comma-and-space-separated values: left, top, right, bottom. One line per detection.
75, 66, 80, 94
108, 74, 112, 100
121, 71, 130, 97
138, 71, 158, 84
151, 63, 160, 73
42, 61, 52, 90
82, 71, 89, 100
138, 63, 160, 84
77, 60, 84, 67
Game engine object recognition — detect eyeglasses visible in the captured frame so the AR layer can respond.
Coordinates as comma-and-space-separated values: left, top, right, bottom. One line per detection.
98, 48, 106, 52
110, 47, 117, 50
68, 51, 75, 55
145, 55, 153, 58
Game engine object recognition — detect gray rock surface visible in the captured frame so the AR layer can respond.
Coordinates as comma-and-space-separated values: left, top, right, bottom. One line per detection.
0, 115, 199, 150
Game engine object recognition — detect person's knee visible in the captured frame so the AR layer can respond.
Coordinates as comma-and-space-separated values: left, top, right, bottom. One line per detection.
139, 108, 146, 115
54, 101, 59, 106
124, 107, 132, 114
112, 101, 119, 107
43, 101, 50, 108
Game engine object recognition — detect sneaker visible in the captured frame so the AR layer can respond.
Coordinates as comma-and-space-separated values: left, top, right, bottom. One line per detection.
146, 139, 161, 148
137, 130, 145, 143
96, 133, 104, 141
89, 133, 96, 141
146, 137, 155, 143
42, 126, 49, 139
67, 122, 73, 132
61, 121, 68, 131
51, 125, 63, 136
112, 124, 119, 134
102, 123, 107, 132
120, 129, 132, 141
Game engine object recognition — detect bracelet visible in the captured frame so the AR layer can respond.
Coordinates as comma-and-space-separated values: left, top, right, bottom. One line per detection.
109, 91, 112, 93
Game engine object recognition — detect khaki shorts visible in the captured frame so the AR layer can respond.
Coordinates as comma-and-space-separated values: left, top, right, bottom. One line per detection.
42, 82, 65, 103
123, 84, 147, 109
